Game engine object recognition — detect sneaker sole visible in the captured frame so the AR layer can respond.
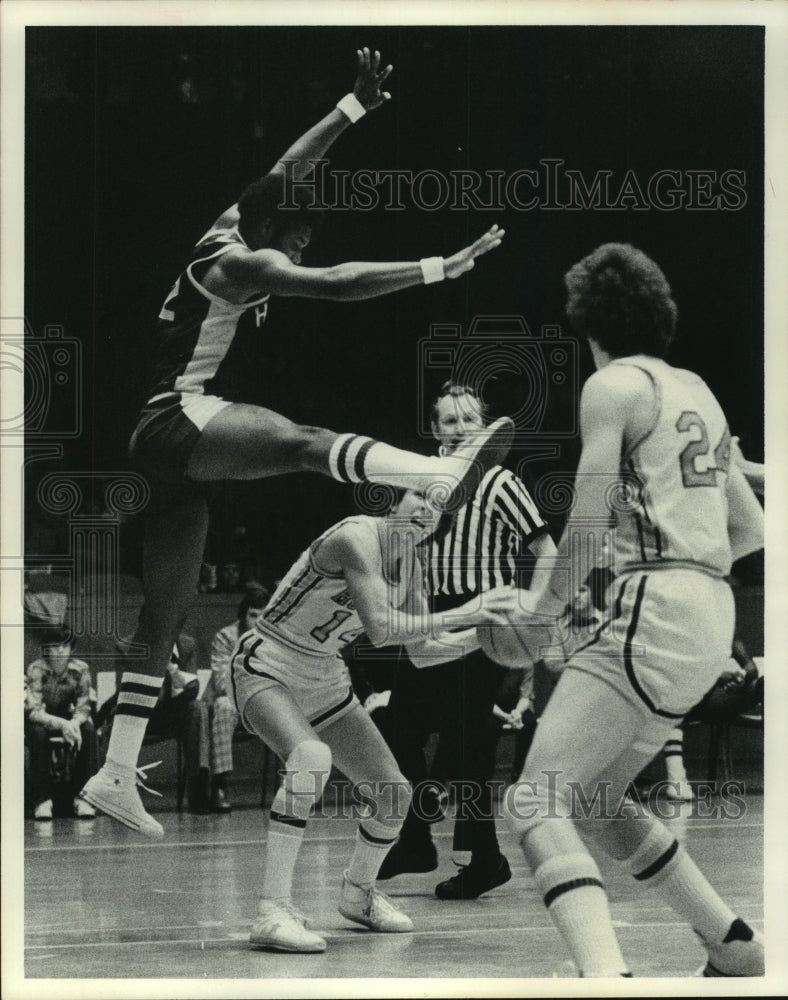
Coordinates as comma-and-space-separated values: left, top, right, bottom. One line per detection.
249, 935, 326, 953
440, 417, 515, 514
79, 788, 164, 839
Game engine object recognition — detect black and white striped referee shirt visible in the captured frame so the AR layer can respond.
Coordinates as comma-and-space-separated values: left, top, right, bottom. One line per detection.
427, 465, 549, 606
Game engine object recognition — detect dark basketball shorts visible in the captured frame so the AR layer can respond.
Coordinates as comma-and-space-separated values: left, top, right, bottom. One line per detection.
129, 392, 231, 483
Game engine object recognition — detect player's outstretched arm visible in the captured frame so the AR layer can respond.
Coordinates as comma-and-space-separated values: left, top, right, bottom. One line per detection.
326, 523, 513, 655
218, 224, 506, 302
269, 47, 392, 182
209, 48, 391, 229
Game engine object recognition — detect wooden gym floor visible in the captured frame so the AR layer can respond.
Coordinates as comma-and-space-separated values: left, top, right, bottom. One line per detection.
16, 789, 767, 995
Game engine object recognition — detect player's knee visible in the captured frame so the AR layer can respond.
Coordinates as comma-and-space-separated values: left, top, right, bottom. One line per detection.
284, 739, 332, 798
280, 423, 331, 464
502, 777, 571, 843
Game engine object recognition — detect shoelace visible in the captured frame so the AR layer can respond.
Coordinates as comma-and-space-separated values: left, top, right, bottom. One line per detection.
135, 760, 163, 798
277, 899, 308, 926
368, 887, 401, 912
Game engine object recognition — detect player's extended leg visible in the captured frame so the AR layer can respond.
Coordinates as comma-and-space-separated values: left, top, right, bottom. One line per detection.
504, 665, 763, 977
80, 483, 211, 838
242, 683, 333, 953
185, 401, 514, 514
574, 746, 764, 977
503, 665, 652, 977
321, 704, 415, 933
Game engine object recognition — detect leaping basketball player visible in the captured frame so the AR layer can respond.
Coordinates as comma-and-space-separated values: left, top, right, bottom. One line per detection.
81, 48, 512, 837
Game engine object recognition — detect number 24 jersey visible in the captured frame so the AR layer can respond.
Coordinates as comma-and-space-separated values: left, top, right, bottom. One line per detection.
611, 355, 734, 578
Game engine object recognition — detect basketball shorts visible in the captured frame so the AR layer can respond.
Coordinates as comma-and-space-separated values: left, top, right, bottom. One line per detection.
129, 391, 231, 483
565, 568, 735, 721
230, 628, 360, 733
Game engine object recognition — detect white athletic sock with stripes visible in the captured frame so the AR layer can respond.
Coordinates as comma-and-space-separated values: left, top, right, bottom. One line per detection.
261, 787, 309, 901
533, 853, 629, 977
105, 672, 163, 770
261, 748, 329, 900
663, 728, 688, 783
624, 820, 742, 945
328, 433, 437, 486
347, 816, 401, 889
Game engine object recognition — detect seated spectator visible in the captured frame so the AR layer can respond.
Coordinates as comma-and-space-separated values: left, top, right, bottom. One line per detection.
25, 628, 98, 820
104, 634, 211, 814
202, 587, 270, 812
198, 562, 218, 594
217, 561, 244, 594
533, 570, 612, 717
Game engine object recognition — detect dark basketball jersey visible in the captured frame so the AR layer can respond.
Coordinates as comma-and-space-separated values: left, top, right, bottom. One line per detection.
149, 225, 270, 403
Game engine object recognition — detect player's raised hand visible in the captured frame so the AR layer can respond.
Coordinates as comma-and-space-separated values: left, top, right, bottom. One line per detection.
353, 47, 393, 110
444, 225, 506, 279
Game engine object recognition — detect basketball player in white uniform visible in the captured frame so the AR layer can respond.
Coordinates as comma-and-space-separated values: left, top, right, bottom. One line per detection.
230, 488, 512, 952
80, 48, 511, 837
501, 243, 765, 977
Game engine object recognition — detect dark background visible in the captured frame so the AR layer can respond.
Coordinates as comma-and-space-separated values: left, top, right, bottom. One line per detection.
24, 25, 764, 585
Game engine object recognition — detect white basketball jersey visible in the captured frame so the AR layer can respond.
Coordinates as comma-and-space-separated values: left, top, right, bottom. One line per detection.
611, 356, 733, 577
256, 519, 370, 657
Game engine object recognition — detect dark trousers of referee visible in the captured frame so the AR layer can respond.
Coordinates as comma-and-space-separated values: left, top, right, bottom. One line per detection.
384, 643, 508, 865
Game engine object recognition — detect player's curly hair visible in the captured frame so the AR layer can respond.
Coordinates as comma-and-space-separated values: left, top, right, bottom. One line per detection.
237, 173, 325, 247
564, 243, 677, 358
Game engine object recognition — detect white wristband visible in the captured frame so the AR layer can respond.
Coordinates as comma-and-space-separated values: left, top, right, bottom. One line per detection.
336, 93, 367, 123
420, 256, 445, 285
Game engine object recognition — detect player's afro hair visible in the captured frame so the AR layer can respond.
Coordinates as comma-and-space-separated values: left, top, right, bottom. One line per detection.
237, 172, 325, 246
564, 243, 677, 358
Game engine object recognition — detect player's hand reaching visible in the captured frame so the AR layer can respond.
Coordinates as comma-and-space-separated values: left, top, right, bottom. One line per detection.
444, 225, 506, 279
353, 47, 393, 111
474, 584, 521, 625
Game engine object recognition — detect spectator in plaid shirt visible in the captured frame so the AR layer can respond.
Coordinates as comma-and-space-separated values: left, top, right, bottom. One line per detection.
202, 587, 270, 812
25, 628, 98, 820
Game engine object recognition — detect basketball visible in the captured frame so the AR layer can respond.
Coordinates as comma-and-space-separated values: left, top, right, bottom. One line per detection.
477, 606, 555, 670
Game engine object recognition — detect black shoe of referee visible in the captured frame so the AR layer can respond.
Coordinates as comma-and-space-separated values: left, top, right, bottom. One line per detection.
377, 838, 438, 880
434, 853, 511, 900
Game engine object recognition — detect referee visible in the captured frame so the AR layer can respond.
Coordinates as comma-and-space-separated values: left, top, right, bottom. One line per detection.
379, 382, 556, 899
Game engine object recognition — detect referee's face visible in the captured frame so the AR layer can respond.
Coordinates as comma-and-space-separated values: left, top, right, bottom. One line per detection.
431, 392, 485, 455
